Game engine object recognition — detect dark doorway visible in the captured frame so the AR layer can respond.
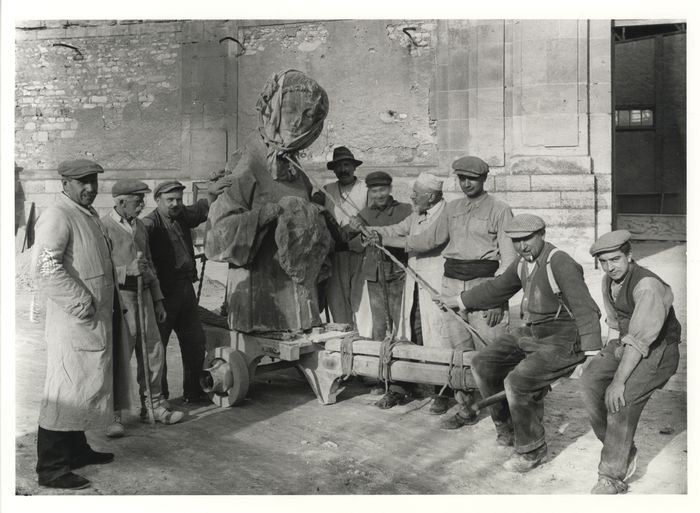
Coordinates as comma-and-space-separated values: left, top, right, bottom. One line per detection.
612, 21, 686, 240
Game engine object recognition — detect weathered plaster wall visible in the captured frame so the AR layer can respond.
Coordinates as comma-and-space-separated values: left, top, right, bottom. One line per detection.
15, 19, 614, 254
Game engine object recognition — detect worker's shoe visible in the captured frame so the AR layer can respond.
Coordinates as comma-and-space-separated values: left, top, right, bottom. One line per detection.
39, 472, 91, 490
591, 476, 628, 495
105, 414, 125, 438
428, 395, 450, 415
624, 445, 638, 481
375, 390, 409, 409
502, 443, 547, 473
439, 410, 478, 430
71, 449, 114, 470
496, 430, 515, 447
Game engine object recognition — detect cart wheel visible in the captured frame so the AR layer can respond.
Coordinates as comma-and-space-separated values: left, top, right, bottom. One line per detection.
201, 348, 250, 407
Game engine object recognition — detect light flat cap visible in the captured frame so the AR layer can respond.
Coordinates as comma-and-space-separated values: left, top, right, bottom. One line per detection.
154, 180, 185, 198
589, 230, 631, 256
58, 159, 104, 179
365, 171, 392, 187
415, 172, 443, 192
112, 179, 151, 197
452, 156, 489, 178
504, 214, 546, 238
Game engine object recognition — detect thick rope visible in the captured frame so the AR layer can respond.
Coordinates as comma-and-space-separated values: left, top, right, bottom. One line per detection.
340, 333, 356, 378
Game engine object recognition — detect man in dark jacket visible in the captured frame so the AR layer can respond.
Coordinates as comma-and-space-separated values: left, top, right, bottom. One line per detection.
143, 178, 230, 404
441, 214, 602, 472
581, 230, 681, 494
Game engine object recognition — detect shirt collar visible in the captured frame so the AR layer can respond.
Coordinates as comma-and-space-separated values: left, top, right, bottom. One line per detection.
109, 207, 134, 225
370, 196, 398, 212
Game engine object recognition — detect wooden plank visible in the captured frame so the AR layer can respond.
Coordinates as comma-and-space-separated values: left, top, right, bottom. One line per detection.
324, 338, 477, 366
321, 352, 476, 389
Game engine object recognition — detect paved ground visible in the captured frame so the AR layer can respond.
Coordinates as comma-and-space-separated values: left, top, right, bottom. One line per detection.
11, 241, 688, 497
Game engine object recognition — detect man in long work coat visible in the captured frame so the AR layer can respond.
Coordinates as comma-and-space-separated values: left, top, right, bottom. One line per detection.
357, 172, 450, 413
32, 159, 121, 490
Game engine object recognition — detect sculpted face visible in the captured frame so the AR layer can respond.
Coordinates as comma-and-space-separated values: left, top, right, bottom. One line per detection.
597, 249, 632, 283
156, 190, 184, 218
63, 174, 98, 207
278, 90, 317, 145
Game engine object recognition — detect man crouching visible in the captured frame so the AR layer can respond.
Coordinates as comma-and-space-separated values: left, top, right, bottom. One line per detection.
581, 230, 681, 494
441, 214, 602, 472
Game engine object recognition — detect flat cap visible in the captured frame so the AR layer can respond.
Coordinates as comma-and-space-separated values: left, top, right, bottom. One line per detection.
504, 214, 546, 238
153, 180, 185, 198
365, 171, 393, 187
452, 156, 489, 178
112, 179, 151, 197
590, 230, 631, 256
57, 159, 104, 179
415, 172, 443, 192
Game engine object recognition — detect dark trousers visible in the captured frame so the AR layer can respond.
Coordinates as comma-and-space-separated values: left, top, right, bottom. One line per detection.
36, 427, 91, 484
580, 339, 679, 481
367, 277, 405, 340
471, 320, 585, 453
158, 279, 206, 399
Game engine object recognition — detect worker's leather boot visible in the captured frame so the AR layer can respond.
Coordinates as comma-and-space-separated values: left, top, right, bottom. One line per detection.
502, 443, 547, 472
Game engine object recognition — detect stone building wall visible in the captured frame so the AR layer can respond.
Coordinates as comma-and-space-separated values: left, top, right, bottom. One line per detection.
15, 19, 613, 261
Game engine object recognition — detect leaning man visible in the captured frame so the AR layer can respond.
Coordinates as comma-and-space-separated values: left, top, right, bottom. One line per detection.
581, 230, 681, 494
442, 214, 601, 472
32, 159, 117, 489
101, 179, 185, 433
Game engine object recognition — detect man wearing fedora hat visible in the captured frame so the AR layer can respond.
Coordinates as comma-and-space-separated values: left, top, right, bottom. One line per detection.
32, 159, 118, 489
320, 146, 369, 325
581, 230, 681, 494
101, 179, 185, 436
442, 214, 601, 472
143, 177, 232, 405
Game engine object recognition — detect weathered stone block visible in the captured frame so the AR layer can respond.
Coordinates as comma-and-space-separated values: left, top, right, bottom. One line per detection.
24, 192, 58, 207
519, 207, 594, 227
498, 191, 560, 209
560, 191, 595, 209
510, 156, 592, 175
595, 173, 612, 192
522, 113, 580, 147
19, 180, 45, 194
531, 174, 594, 192
447, 90, 469, 120
589, 20, 612, 40
44, 179, 64, 193
589, 114, 612, 172
494, 174, 531, 192
589, 82, 611, 114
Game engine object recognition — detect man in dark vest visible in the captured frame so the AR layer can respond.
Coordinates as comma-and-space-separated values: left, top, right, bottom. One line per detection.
143, 178, 230, 404
581, 230, 681, 494
441, 214, 602, 472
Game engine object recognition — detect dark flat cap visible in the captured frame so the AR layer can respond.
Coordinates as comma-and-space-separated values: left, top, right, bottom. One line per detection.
327, 146, 362, 170
452, 156, 489, 178
590, 230, 631, 256
112, 179, 151, 197
365, 171, 392, 187
504, 214, 546, 238
58, 159, 104, 179
153, 180, 185, 198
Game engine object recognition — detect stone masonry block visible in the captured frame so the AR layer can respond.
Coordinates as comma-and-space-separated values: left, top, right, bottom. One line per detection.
517, 208, 594, 227
589, 20, 613, 40
498, 191, 561, 209
44, 180, 64, 193
24, 193, 58, 207
511, 156, 592, 175
19, 180, 45, 194
589, 82, 612, 115
494, 175, 531, 192
560, 191, 595, 209
595, 173, 612, 192
530, 174, 594, 192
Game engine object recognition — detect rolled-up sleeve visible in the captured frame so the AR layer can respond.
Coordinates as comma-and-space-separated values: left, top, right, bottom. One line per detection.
622, 277, 674, 357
